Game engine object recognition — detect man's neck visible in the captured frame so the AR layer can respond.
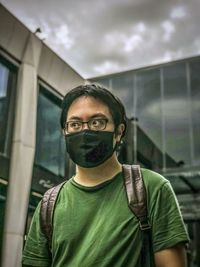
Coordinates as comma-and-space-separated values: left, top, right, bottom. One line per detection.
74, 155, 122, 187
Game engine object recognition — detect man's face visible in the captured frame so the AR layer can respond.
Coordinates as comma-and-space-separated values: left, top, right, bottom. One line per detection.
64, 95, 124, 167
66, 96, 115, 134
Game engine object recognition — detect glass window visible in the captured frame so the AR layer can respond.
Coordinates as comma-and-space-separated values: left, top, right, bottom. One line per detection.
34, 86, 66, 178
0, 56, 17, 264
0, 56, 17, 174
135, 68, 163, 169
0, 62, 12, 154
111, 73, 134, 118
190, 60, 200, 166
165, 175, 191, 194
163, 63, 191, 168
95, 78, 110, 89
0, 63, 9, 97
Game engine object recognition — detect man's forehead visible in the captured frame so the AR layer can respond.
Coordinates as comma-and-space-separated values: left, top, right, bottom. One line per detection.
67, 96, 112, 120
68, 96, 109, 110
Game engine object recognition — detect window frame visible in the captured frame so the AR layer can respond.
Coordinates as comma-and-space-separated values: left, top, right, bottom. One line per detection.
32, 82, 75, 194
0, 54, 18, 180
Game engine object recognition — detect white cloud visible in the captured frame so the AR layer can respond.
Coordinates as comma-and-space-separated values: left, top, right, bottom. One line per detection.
194, 38, 200, 53
104, 32, 124, 48
163, 51, 172, 61
53, 24, 74, 49
123, 34, 143, 52
135, 22, 146, 33
93, 61, 120, 75
170, 6, 187, 19
122, 23, 146, 53
161, 20, 175, 42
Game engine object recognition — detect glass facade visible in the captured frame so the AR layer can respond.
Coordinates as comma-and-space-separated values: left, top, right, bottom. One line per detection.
94, 57, 200, 170
0, 58, 17, 157
190, 61, 200, 166
0, 63, 9, 153
162, 63, 191, 168
135, 69, 163, 168
111, 73, 134, 118
0, 55, 17, 264
93, 56, 200, 198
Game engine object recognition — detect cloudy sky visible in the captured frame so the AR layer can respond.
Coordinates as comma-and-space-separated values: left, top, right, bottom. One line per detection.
1, 0, 200, 78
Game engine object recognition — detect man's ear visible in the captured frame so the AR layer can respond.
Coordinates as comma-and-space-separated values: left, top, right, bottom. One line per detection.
115, 124, 125, 142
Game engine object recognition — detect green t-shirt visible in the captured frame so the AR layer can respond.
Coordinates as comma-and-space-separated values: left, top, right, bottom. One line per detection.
22, 169, 189, 267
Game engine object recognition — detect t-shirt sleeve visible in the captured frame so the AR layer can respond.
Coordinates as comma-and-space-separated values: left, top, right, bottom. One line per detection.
22, 202, 51, 267
150, 181, 190, 252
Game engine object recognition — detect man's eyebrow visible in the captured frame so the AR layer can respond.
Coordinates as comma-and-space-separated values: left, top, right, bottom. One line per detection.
67, 116, 82, 121
90, 113, 108, 119
68, 113, 108, 121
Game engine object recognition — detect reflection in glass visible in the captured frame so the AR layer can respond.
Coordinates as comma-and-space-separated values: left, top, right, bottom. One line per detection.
92, 57, 200, 174
95, 79, 110, 90
136, 69, 163, 168
0, 63, 9, 98
111, 73, 134, 118
190, 61, 200, 165
0, 63, 9, 154
35, 88, 65, 177
163, 63, 191, 167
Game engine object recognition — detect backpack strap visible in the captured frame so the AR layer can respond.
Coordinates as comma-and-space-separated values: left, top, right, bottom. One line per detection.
122, 164, 154, 267
122, 164, 151, 230
40, 181, 66, 249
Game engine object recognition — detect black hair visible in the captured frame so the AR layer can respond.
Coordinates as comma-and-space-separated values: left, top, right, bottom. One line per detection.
60, 84, 127, 137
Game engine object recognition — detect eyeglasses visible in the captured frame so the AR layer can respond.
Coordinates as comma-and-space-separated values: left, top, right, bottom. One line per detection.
64, 118, 109, 134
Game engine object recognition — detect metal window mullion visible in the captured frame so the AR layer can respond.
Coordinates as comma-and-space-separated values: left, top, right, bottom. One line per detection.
133, 72, 137, 164
160, 67, 166, 172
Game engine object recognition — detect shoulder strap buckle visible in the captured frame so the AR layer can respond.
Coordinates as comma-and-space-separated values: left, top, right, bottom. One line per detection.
139, 218, 151, 231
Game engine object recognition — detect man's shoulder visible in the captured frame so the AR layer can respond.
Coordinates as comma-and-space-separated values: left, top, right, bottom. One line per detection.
141, 168, 169, 192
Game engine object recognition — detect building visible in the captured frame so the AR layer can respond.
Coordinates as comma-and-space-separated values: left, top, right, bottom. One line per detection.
0, 4, 84, 266
0, 3, 200, 267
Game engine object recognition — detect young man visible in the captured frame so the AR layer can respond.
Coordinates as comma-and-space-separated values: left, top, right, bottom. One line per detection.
22, 84, 189, 267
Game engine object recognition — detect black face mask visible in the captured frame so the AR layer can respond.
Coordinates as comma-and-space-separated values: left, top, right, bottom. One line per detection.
65, 130, 116, 168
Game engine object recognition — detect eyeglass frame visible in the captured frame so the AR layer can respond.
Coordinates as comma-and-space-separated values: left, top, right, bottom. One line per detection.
63, 118, 109, 134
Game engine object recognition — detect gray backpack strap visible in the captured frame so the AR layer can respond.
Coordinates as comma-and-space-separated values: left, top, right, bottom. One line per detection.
122, 164, 151, 230
40, 181, 66, 248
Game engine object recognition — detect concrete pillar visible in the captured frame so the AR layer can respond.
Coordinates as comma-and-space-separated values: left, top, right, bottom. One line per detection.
1, 33, 42, 267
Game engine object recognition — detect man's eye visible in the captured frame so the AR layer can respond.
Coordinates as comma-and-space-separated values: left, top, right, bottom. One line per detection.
69, 122, 81, 128
91, 120, 100, 126
91, 119, 105, 127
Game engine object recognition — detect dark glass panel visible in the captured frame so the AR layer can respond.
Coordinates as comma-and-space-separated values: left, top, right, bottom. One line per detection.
0, 63, 10, 153
136, 68, 163, 169
111, 73, 134, 118
190, 60, 200, 165
35, 87, 65, 178
0, 56, 17, 263
163, 63, 191, 168
94, 78, 110, 89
